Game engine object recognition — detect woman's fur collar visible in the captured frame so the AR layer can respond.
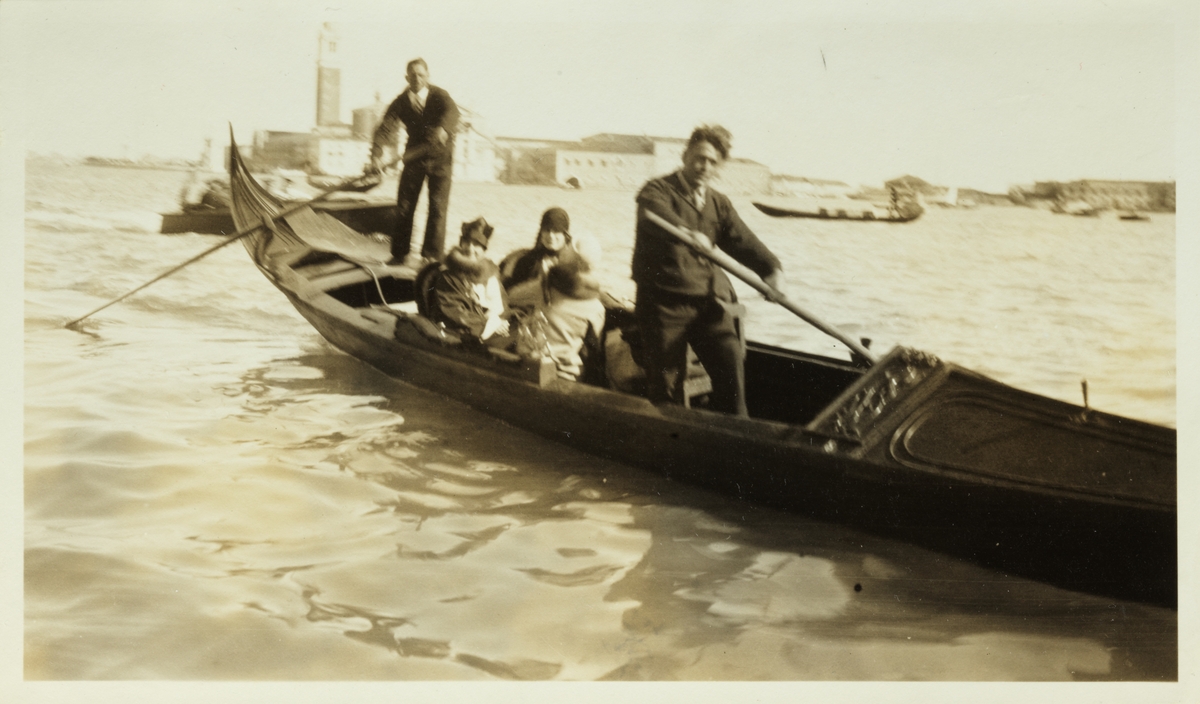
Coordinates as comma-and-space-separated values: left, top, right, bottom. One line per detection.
444, 246, 500, 283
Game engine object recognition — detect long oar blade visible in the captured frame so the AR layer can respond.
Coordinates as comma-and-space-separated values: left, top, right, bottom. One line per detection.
64, 155, 402, 330
643, 210, 876, 364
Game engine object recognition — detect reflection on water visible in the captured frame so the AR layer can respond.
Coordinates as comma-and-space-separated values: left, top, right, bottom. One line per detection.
29, 346, 1174, 681
23, 163, 1176, 681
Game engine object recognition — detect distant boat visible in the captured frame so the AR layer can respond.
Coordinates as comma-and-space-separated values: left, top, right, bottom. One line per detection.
307, 172, 382, 193
753, 200, 923, 223
83, 155, 193, 172
1119, 211, 1150, 221
161, 199, 399, 236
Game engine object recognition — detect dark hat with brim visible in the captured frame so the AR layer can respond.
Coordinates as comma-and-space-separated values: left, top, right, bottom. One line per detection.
461, 217, 494, 249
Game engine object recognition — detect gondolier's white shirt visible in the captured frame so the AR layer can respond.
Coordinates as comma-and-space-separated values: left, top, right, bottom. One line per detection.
675, 170, 706, 210
409, 86, 429, 112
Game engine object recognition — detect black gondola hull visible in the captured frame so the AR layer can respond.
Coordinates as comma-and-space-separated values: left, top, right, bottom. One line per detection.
226, 134, 1176, 606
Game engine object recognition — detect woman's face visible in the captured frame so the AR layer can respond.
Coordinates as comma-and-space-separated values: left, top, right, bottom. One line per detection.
461, 241, 487, 260
539, 229, 567, 252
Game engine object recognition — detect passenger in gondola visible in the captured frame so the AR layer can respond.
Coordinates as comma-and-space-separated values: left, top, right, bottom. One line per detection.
514, 256, 608, 382
502, 207, 604, 310
499, 207, 584, 285
426, 218, 514, 347
500, 207, 571, 289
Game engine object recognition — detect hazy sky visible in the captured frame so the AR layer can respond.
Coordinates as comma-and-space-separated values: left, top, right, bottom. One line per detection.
1, 0, 1191, 192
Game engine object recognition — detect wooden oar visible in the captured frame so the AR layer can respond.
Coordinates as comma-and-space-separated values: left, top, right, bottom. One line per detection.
644, 210, 876, 364
64, 154, 407, 329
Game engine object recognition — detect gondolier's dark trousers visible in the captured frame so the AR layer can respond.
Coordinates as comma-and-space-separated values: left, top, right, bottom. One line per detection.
393, 161, 452, 261
635, 287, 747, 417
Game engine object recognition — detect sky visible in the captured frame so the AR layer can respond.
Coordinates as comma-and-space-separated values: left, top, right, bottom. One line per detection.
0, 0, 1192, 193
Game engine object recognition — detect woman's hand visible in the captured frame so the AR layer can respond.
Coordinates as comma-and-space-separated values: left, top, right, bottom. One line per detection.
482, 316, 509, 340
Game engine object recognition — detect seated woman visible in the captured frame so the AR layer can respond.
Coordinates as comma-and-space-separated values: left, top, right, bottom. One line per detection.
500, 207, 573, 290
427, 218, 513, 346
519, 256, 608, 382
502, 207, 602, 311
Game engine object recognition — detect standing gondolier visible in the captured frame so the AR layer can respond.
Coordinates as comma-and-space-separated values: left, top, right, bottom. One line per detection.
632, 125, 785, 417
368, 58, 459, 267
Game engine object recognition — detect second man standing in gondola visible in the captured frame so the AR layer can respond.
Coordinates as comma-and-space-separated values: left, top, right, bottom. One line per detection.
632, 125, 785, 417
368, 58, 460, 267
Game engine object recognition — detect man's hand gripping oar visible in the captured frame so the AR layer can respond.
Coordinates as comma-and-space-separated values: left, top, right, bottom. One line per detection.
643, 210, 875, 365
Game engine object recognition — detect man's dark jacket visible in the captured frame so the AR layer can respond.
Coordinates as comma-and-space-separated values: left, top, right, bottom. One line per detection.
372, 85, 459, 176
632, 172, 780, 299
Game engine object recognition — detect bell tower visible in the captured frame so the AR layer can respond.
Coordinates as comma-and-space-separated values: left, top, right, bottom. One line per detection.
316, 22, 341, 127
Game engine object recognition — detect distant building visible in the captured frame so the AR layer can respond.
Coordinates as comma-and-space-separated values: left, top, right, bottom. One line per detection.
1023, 179, 1175, 212
884, 175, 937, 196
771, 174, 854, 199
1059, 179, 1175, 212
352, 94, 390, 141
499, 132, 770, 194
494, 136, 581, 185
556, 133, 668, 190
1030, 181, 1065, 201
710, 158, 771, 195
450, 107, 500, 182
312, 124, 371, 177
957, 188, 1013, 207
251, 131, 312, 171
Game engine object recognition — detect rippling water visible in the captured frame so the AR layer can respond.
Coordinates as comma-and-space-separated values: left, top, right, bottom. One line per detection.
23, 160, 1176, 682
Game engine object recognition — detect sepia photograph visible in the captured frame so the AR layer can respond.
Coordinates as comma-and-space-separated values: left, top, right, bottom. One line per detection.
3, 0, 1195, 701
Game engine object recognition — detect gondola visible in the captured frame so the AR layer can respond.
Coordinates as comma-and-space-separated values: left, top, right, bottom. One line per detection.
752, 200, 923, 223
226, 133, 1176, 606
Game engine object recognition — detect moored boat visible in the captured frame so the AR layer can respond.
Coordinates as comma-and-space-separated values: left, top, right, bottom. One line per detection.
161, 199, 400, 236
226, 133, 1176, 606
307, 172, 383, 193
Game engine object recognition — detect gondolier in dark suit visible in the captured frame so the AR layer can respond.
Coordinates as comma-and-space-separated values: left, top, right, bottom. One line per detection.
368, 58, 459, 266
632, 125, 785, 417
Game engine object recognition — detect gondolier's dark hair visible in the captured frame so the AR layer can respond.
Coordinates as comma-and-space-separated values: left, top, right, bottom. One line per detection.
407, 57, 428, 72
687, 125, 732, 160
